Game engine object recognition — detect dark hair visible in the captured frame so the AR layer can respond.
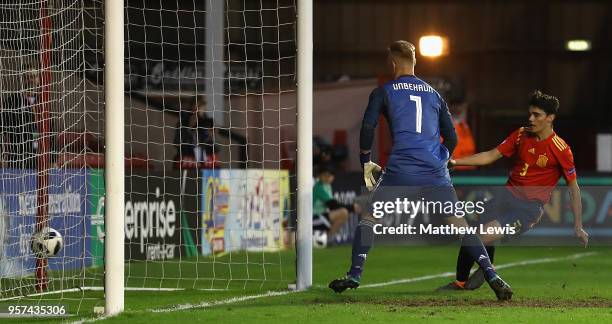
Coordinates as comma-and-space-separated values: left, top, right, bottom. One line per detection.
388, 40, 416, 64
529, 90, 559, 115
317, 163, 336, 176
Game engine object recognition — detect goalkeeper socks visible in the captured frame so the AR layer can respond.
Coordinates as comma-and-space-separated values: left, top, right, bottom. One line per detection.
348, 219, 375, 278
455, 246, 473, 282
455, 245, 496, 282
461, 234, 497, 282
486, 245, 495, 264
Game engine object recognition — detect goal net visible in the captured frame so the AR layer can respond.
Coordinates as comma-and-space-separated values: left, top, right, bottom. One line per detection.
0, 0, 301, 315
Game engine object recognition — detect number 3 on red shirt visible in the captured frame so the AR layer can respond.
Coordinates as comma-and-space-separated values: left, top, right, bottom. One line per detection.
519, 163, 529, 176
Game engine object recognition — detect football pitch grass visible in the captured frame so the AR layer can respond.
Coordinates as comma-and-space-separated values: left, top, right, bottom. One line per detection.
3, 244, 612, 323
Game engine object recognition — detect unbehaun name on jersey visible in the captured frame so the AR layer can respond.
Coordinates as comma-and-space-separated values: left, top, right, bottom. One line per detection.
392, 83, 435, 92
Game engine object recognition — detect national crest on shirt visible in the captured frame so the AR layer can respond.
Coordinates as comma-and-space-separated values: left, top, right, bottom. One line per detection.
536, 154, 548, 168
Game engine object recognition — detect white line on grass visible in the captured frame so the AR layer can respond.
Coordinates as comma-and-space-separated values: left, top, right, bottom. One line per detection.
152, 290, 294, 313
0, 286, 227, 302
361, 251, 597, 289
75, 251, 597, 323
72, 290, 295, 323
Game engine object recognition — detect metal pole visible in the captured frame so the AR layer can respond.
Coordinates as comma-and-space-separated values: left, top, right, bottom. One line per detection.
34, 0, 52, 292
296, 0, 313, 291
205, 0, 225, 125
104, 0, 125, 315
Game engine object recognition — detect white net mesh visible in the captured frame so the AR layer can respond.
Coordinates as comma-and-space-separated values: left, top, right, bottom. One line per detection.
0, 0, 297, 315
0, 0, 91, 301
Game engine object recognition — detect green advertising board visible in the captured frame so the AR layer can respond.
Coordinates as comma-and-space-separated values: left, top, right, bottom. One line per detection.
88, 169, 105, 267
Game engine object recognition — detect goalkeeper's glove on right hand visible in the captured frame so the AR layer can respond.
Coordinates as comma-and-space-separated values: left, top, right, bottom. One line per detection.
363, 161, 382, 191
360, 152, 382, 191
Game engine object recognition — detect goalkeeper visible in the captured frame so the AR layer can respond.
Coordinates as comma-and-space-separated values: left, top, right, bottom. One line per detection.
329, 40, 512, 301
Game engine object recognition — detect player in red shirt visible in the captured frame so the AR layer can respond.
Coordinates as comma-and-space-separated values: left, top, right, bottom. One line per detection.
438, 90, 589, 292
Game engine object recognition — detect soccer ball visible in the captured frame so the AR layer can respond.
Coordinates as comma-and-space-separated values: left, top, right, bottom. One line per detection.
313, 230, 328, 249
31, 227, 63, 257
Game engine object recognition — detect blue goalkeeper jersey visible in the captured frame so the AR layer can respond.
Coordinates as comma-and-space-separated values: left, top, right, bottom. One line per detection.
360, 75, 457, 183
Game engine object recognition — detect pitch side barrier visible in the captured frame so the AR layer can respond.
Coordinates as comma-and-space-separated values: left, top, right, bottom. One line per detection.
0, 168, 290, 278
329, 171, 612, 246
92, 169, 291, 264
0, 169, 87, 277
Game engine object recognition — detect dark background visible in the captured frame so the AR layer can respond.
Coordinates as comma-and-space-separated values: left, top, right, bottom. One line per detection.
313, 0, 612, 171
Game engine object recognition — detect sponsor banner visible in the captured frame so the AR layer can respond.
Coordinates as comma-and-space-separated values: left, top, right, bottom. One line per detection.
453, 185, 612, 244
124, 173, 181, 261
513, 186, 612, 244
89, 170, 200, 263
0, 169, 88, 277
201, 169, 289, 255
332, 172, 612, 245
134, 61, 262, 93
86, 55, 261, 94
87, 169, 105, 267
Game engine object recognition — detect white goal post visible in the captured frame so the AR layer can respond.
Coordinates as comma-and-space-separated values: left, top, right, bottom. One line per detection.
104, 0, 125, 316
296, 0, 313, 291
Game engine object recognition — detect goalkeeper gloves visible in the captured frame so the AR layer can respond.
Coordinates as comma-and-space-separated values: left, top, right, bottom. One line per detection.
364, 161, 382, 191
360, 152, 381, 191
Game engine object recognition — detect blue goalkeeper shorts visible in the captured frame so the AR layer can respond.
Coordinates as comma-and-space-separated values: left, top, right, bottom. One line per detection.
369, 171, 458, 219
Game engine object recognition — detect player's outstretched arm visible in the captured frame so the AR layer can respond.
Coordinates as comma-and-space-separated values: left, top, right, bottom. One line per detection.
439, 99, 457, 155
359, 88, 385, 191
450, 148, 503, 167
567, 179, 589, 247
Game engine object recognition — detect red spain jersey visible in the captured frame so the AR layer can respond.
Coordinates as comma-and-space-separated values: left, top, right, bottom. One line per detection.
496, 127, 577, 204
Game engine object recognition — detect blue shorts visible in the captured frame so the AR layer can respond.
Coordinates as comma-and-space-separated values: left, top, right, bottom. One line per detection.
478, 187, 544, 235
369, 171, 458, 218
